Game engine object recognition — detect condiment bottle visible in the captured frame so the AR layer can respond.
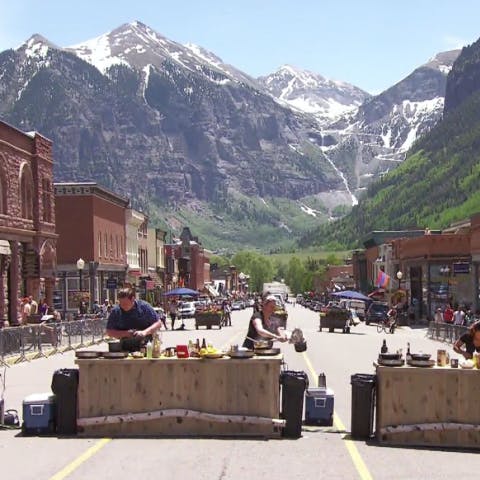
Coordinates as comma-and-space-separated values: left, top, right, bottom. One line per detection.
381, 339, 388, 354
201, 338, 207, 349
146, 340, 153, 359
406, 342, 412, 362
152, 331, 162, 358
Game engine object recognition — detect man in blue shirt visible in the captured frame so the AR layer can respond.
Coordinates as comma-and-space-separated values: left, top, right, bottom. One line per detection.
106, 288, 162, 340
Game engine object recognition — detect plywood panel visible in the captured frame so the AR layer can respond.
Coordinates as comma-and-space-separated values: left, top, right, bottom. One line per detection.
376, 365, 480, 448
76, 357, 282, 437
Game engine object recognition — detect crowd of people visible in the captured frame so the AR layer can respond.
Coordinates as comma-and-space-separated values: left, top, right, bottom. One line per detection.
433, 303, 479, 326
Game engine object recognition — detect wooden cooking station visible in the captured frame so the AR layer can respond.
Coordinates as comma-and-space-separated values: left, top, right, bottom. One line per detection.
376, 365, 480, 449
76, 356, 283, 437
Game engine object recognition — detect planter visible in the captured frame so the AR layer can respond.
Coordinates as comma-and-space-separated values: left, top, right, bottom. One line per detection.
195, 312, 222, 329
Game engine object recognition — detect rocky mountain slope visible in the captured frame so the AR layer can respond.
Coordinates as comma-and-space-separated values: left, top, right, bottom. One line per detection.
0, 21, 348, 251
299, 39, 480, 249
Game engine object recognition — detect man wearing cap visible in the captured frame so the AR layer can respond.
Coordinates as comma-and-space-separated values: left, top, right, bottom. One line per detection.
242, 294, 288, 349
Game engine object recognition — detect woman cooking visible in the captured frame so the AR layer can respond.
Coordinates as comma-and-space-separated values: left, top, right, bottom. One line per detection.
453, 321, 480, 359
243, 294, 288, 349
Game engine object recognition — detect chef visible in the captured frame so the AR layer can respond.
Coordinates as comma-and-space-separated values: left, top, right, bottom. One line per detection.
106, 288, 163, 343
242, 294, 288, 350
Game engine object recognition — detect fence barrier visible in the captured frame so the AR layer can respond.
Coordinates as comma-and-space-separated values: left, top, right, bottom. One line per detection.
0, 315, 108, 366
426, 321, 468, 344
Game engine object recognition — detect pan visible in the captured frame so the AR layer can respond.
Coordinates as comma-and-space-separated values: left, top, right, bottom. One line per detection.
228, 350, 255, 359
75, 350, 103, 359
254, 347, 281, 356
101, 351, 129, 359
246, 337, 273, 349
411, 353, 431, 361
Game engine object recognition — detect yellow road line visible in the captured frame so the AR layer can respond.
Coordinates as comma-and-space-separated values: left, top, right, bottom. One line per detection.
302, 352, 373, 480
49, 438, 111, 480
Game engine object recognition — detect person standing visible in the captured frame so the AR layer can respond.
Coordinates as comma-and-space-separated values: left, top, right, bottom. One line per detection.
21, 297, 32, 324
106, 288, 162, 340
169, 299, 178, 330
434, 308, 444, 323
444, 304, 454, 324
242, 294, 288, 349
29, 295, 38, 314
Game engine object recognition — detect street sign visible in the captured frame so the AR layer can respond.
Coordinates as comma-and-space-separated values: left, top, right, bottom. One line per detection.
106, 278, 117, 289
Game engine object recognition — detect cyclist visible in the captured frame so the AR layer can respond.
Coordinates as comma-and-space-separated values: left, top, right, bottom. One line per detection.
387, 305, 398, 333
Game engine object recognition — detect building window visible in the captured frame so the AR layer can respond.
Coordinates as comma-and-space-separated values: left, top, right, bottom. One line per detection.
42, 178, 51, 222
0, 175, 5, 215
20, 164, 33, 220
110, 234, 114, 258
98, 232, 102, 257
104, 233, 108, 258
116, 235, 119, 259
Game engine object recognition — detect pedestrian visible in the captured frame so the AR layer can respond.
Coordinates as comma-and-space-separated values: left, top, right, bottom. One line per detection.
444, 303, 454, 324
21, 297, 31, 324
29, 295, 38, 314
169, 299, 178, 330
434, 308, 444, 323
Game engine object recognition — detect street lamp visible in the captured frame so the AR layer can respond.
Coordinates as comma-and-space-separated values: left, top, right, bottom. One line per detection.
77, 258, 85, 292
396, 271, 403, 290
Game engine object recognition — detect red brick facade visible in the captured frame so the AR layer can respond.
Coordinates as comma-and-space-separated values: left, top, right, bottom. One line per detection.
0, 121, 57, 325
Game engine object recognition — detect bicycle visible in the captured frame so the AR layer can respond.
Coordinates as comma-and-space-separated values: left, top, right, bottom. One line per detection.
377, 315, 396, 334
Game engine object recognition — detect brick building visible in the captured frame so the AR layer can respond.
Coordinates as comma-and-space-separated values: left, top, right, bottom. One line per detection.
0, 121, 57, 325
54, 182, 129, 314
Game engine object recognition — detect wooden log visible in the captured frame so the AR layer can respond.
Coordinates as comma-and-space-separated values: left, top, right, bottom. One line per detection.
380, 422, 480, 435
78, 408, 286, 428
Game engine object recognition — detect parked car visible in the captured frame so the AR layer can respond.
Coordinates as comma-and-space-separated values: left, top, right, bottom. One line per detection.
178, 301, 196, 319
231, 300, 244, 311
365, 301, 389, 325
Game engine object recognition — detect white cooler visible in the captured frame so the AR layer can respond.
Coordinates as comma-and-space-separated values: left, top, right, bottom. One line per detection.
22, 393, 56, 435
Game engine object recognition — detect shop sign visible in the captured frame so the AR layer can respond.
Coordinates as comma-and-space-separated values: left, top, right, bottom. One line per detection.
453, 262, 470, 275
106, 278, 117, 289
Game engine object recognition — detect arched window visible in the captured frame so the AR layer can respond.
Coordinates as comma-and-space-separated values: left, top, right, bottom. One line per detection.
42, 178, 52, 222
19, 164, 33, 220
98, 232, 102, 257
0, 160, 7, 215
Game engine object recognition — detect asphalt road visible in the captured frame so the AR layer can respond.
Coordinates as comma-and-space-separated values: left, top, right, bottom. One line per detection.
1, 304, 480, 480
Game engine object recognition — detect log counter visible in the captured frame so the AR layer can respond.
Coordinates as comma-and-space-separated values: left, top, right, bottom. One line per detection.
376, 365, 480, 449
75, 355, 283, 437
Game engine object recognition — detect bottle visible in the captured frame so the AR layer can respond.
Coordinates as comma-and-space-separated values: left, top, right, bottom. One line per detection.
188, 340, 194, 355
406, 342, 412, 362
146, 340, 153, 359
152, 331, 162, 358
381, 339, 388, 354
196, 338, 201, 350
201, 338, 207, 349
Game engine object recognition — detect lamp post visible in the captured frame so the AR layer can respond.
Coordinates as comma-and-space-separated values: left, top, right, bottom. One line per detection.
77, 258, 85, 293
396, 271, 403, 290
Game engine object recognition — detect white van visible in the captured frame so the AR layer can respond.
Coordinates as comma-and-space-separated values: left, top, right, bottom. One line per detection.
339, 299, 367, 321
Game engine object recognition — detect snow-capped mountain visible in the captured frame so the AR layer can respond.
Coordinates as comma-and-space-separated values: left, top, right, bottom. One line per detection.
258, 65, 370, 126
65, 21, 257, 87
313, 49, 461, 200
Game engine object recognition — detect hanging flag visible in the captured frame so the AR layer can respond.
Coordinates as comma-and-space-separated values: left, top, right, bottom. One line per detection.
376, 271, 390, 288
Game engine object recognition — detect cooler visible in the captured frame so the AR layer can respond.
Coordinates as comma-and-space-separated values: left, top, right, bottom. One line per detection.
305, 387, 334, 426
22, 393, 56, 435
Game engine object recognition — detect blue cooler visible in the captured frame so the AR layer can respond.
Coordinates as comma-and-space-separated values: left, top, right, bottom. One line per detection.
22, 393, 56, 435
305, 387, 334, 426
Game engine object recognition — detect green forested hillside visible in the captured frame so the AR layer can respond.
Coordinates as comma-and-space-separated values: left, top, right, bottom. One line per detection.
299, 86, 480, 249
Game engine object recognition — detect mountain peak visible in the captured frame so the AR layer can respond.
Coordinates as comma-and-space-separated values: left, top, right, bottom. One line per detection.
424, 49, 461, 74
16, 34, 59, 59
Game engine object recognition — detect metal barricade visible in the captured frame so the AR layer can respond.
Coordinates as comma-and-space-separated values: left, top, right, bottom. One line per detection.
427, 321, 468, 345
0, 317, 108, 365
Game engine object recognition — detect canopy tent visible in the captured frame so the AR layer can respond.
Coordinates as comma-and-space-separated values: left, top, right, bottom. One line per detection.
164, 287, 200, 297
331, 290, 371, 302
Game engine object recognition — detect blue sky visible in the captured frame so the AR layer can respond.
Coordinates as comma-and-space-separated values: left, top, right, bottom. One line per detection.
1, 0, 479, 93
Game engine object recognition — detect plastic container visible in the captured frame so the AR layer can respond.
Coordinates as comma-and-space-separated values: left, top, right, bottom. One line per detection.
51, 368, 79, 435
279, 370, 309, 438
305, 387, 334, 426
22, 393, 56, 435
350, 373, 376, 439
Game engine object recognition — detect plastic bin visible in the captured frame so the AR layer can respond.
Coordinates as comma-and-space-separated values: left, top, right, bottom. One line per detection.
350, 373, 376, 439
51, 368, 79, 435
280, 370, 309, 438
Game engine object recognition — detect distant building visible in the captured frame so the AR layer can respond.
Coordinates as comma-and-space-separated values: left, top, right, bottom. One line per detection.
0, 121, 57, 325
55, 182, 129, 314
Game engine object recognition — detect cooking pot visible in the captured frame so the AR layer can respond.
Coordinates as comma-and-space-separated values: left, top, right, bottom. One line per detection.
411, 353, 431, 361
75, 350, 102, 359
294, 341, 307, 352
108, 340, 123, 352
379, 352, 402, 361
254, 347, 281, 356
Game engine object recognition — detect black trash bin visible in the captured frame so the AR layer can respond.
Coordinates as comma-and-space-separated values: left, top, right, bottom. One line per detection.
350, 373, 376, 439
280, 370, 309, 438
51, 368, 79, 435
